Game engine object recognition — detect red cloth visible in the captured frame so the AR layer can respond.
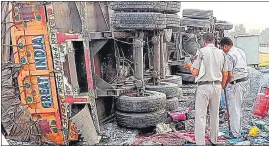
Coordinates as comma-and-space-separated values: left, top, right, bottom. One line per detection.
133, 132, 227, 145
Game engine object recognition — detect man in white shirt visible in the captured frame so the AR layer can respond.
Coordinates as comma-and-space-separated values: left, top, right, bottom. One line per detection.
185, 33, 228, 145
220, 37, 249, 138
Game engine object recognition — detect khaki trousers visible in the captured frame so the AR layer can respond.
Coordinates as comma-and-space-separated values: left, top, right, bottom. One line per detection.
195, 84, 222, 145
227, 80, 249, 137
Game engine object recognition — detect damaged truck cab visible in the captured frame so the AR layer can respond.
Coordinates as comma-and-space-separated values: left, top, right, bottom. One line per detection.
3, 1, 233, 145
9, 2, 97, 145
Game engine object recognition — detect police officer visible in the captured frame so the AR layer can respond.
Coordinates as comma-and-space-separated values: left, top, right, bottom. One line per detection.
220, 37, 249, 138
185, 33, 228, 145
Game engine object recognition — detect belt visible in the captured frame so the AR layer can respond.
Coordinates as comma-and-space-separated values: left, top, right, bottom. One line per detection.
230, 77, 248, 85
197, 81, 221, 85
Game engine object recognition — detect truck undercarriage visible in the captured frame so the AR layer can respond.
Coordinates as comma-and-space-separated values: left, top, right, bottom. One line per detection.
1, 1, 234, 145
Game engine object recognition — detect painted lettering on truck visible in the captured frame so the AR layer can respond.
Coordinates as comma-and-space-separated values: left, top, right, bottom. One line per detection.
32, 36, 48, 70
37, 76, 53, 108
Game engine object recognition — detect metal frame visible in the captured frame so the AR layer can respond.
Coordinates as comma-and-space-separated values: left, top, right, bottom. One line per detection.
134, 32, 145, 96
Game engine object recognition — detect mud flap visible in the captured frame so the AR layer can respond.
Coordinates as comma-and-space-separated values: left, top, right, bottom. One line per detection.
71, 104, 99, 145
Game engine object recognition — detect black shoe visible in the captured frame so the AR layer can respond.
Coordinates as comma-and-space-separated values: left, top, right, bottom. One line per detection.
209, 140, 217, 146
223, 132, 235, 139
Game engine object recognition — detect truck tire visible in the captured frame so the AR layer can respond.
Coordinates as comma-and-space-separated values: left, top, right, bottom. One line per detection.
166, 97, 179, 111
166, 14, 181, 28
111, 12, 166, 30
162, 75, 182, 87
185, 41, 200, 56
182, 9, 213, 19
110, 1, 167, 12
215, 22, 233, 30
116, 91, 166, 113
181, 18, 211, 28
176, 73, 195, 83
145, 82, 179, 98
165, 1, 181, 13
116, 109, 166, 128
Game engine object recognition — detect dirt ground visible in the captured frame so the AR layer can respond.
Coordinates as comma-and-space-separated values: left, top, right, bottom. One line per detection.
99, 67, 269, 145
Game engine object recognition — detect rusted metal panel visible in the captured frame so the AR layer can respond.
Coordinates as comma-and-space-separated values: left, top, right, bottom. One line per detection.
89, 31, 112, 39
51, 2, 81, 33
94, 2, 110, 31
86, 2, 98, 31
94, 54, 102, 77
70, 104, 99, 144
93, 73, 113, 90
96, 98, 107, 121
68, 2, 82, 33
66, 41, 80, 94
52, 2, 72, 33
80, 1, 101, 134
84, 2, 110, 32
91, 40, 108, 56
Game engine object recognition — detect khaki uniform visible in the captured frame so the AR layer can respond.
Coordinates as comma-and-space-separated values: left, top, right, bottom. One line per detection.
192, 44, 228, 145
226, 46, 249, 137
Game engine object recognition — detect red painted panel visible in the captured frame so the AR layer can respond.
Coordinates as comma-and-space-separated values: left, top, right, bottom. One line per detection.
94, 54, 101, 77
65, 95, 88, 103
84, 49, 93, 90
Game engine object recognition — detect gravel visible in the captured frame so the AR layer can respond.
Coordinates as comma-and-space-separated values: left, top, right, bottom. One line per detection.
99, 121, 139, 145
241, 67, 269, 131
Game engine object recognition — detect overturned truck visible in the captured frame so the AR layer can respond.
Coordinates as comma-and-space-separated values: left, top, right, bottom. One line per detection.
1, 1, 233, 145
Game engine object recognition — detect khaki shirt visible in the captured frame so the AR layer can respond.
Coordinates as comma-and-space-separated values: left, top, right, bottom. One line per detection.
226, 46, 248, 81
192, 44, 228, 82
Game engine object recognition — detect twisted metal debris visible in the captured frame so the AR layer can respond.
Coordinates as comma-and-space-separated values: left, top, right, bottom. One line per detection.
1, 62, 41, 144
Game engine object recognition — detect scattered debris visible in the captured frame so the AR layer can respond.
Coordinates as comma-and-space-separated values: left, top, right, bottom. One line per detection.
252, 120, 266, 130
97, 67, 269, 145
183, 119, 195, 132
99, 121, 139, 145
235, 140, 251, 145
168, 110, 189, 121
227, 138, 244, 144
133, 132, 226, 145
249, 126, 261, 137
140, 140, 162, 146
187, 110, 195, 119
155, 123, 172, 134
176, 122, 186, 131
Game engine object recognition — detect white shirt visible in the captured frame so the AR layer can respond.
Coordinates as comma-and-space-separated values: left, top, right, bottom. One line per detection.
192, 44, 228, 82
226, 46, 248, 81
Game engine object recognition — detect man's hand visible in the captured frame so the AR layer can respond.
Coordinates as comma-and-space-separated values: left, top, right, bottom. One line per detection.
221, 71, 228, 89
222, 84, 227, 89
184, 63, 192, 69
